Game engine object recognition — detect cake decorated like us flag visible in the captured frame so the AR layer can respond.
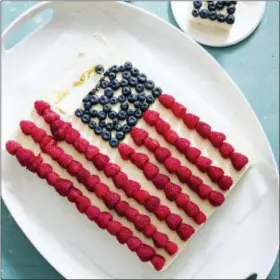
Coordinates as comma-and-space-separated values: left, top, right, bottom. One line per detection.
5, 61, 249, 272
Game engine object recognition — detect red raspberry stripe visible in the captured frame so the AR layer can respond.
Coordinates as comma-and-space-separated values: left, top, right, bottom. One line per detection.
5, 141, 164, 271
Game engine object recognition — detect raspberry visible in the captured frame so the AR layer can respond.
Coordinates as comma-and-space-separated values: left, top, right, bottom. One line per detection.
76, 167, 90, 185
48, 145, 64, 160
175, 193, 189, 209
115, 201, 129, 217
74, 137, 89, 153
164, 129, 179, 144
34, 100, 50, 115
152, 174, 170, 190
65, 127, 80, 144
208, 191, 225, 206
194, 211, 207, 225
159, 94, 175, 108
230, 152, 248, 171
31, 127, 46, 142
197, 184, 212, 199
185, 201, 199, 217
218, 175, 233, 191
152, 231, 168, 248
107, 221, 122, 236
155, 118, 170, 135
67, 187, 82, 203
118, 143, 135, 160
104, 163, 120, 177
131, 153, 149, 169
124, 207, 139, 222
20, 120, 35, 135
155, 205, 170, 221
92, 153, 110, 170
164, 182, 182, 201
46, 171, 59, 187
220, 142, 235, 158
137, 244, 155, 262
151, 255, 165, 271
86, 175, 100, 192
134, 214, 150, 231
95, 183, 109, 198
143, 110, 159, 126
133, 190, 149, 204
117, 227, 133, 244
185, 146, 201, 163
196, 121, 211, 139
113, 171, 128, 189
196, 156, 212, 173
154, 147, 171, 163
52, 126, 67, 141
85, 205, 100, 221
143, 224, 157, 238
208, 166, 224, 183
96, 212, 112, 229
54, 179, 73, 197
144, 196, 160, 212
67, 160, 82, 176
164, 157, 181, 174
37, 163, 52, 179
130, 127, 148, 146
50, 119, 64, 131
16, 148, 35, 167
144, 137, 159, 152
165, 241, 178, 256
177, 223, 195, 241
103, 191, 121, 209
177, 166, 192, 183
175, 138, 190, 153
171, 102, 186, 117
57, 153, 73, 168
123, 180, 141, 197
127, 237, 142, 252
183, 113, 199, 129
143, 162, 159, 180
43, 110, 60, 124
187, 175, 202, 191
40, 136, 55, 150
27, 155, 43, 173
85, 145, 99, 161
166, 213, 182, 230
209, 131, 226, 148
6, 140, 21, 155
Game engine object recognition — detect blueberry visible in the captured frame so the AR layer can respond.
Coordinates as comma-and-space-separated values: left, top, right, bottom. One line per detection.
90, 95, 99, 105
127, 116, 137, 126
231, 1, 237, 4
137, 73, 147, 84
209, 11, 217, 20
226, 15, 235, 24
104, 70, 110, 77
109, 111, 117, 119
223, 1, 231, 6
99, 95, 109, 105
127, 109, 134, 116
122, 71, 131, 80
145, 80, 155, 90
215, 1, 224, 10
98, 111, 107, 120
118, 110, 127, 120
113, 118, 119, 126
110, 79, 120, 90
134, 109, 142, 119
109, 137, 119, 148
146, 95, 155, 104
118, 95, 126, 103
88, 88, 97, 95
134, 101, 141, 108
84, 101, 92, 110
127, 94, 137, 103
88, 121, 97, 129
122, 87, 131, 96
137, 93, 146, 102
192, 9, 200, 17
100, 80, 109, 89
95, 64, 104, 74
120, 102, 129, 111
199, 9, 209, 19
90, 109, 99, 118
75, 108, 84, 117
129, 77, 138, 87
227, 5, 236, 14
208, 2, 216, 11
217, 14, 226, 22
131, 68, 139, 77
83, 109, 90, 115
119, 65, 125, 72
81, 114, 90, 124
109, 65, 119, 73
110, 97, 118, 104
103, 104, 112, 113
193, 0, 202, 9
152, 87, 162, 97
82, 95, 90, 102
124, 61, 133, 70
106, 122, 114, 131
116, 131, 125, 140
136, 83, 145, 93
140, 103, 149, 112
123, 124, 131, 133
104, 87, 114, 98
99, 120, 106, 128
101, 130, 111, 141
114, 124, 122, 131
94, 127, 103, 135
108, 72, 116, 80
120, 79, 129, 87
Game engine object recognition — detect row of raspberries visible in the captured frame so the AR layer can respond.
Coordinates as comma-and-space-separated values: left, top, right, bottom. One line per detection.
5, 140, 165, 271
118, 142, 207, 225
33, 101, 193, 245
158, 94, 249, 171
127, 126, 225, 207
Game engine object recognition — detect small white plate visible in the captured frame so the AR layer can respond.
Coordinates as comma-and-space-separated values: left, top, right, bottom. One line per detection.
171, 1, 266, 47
